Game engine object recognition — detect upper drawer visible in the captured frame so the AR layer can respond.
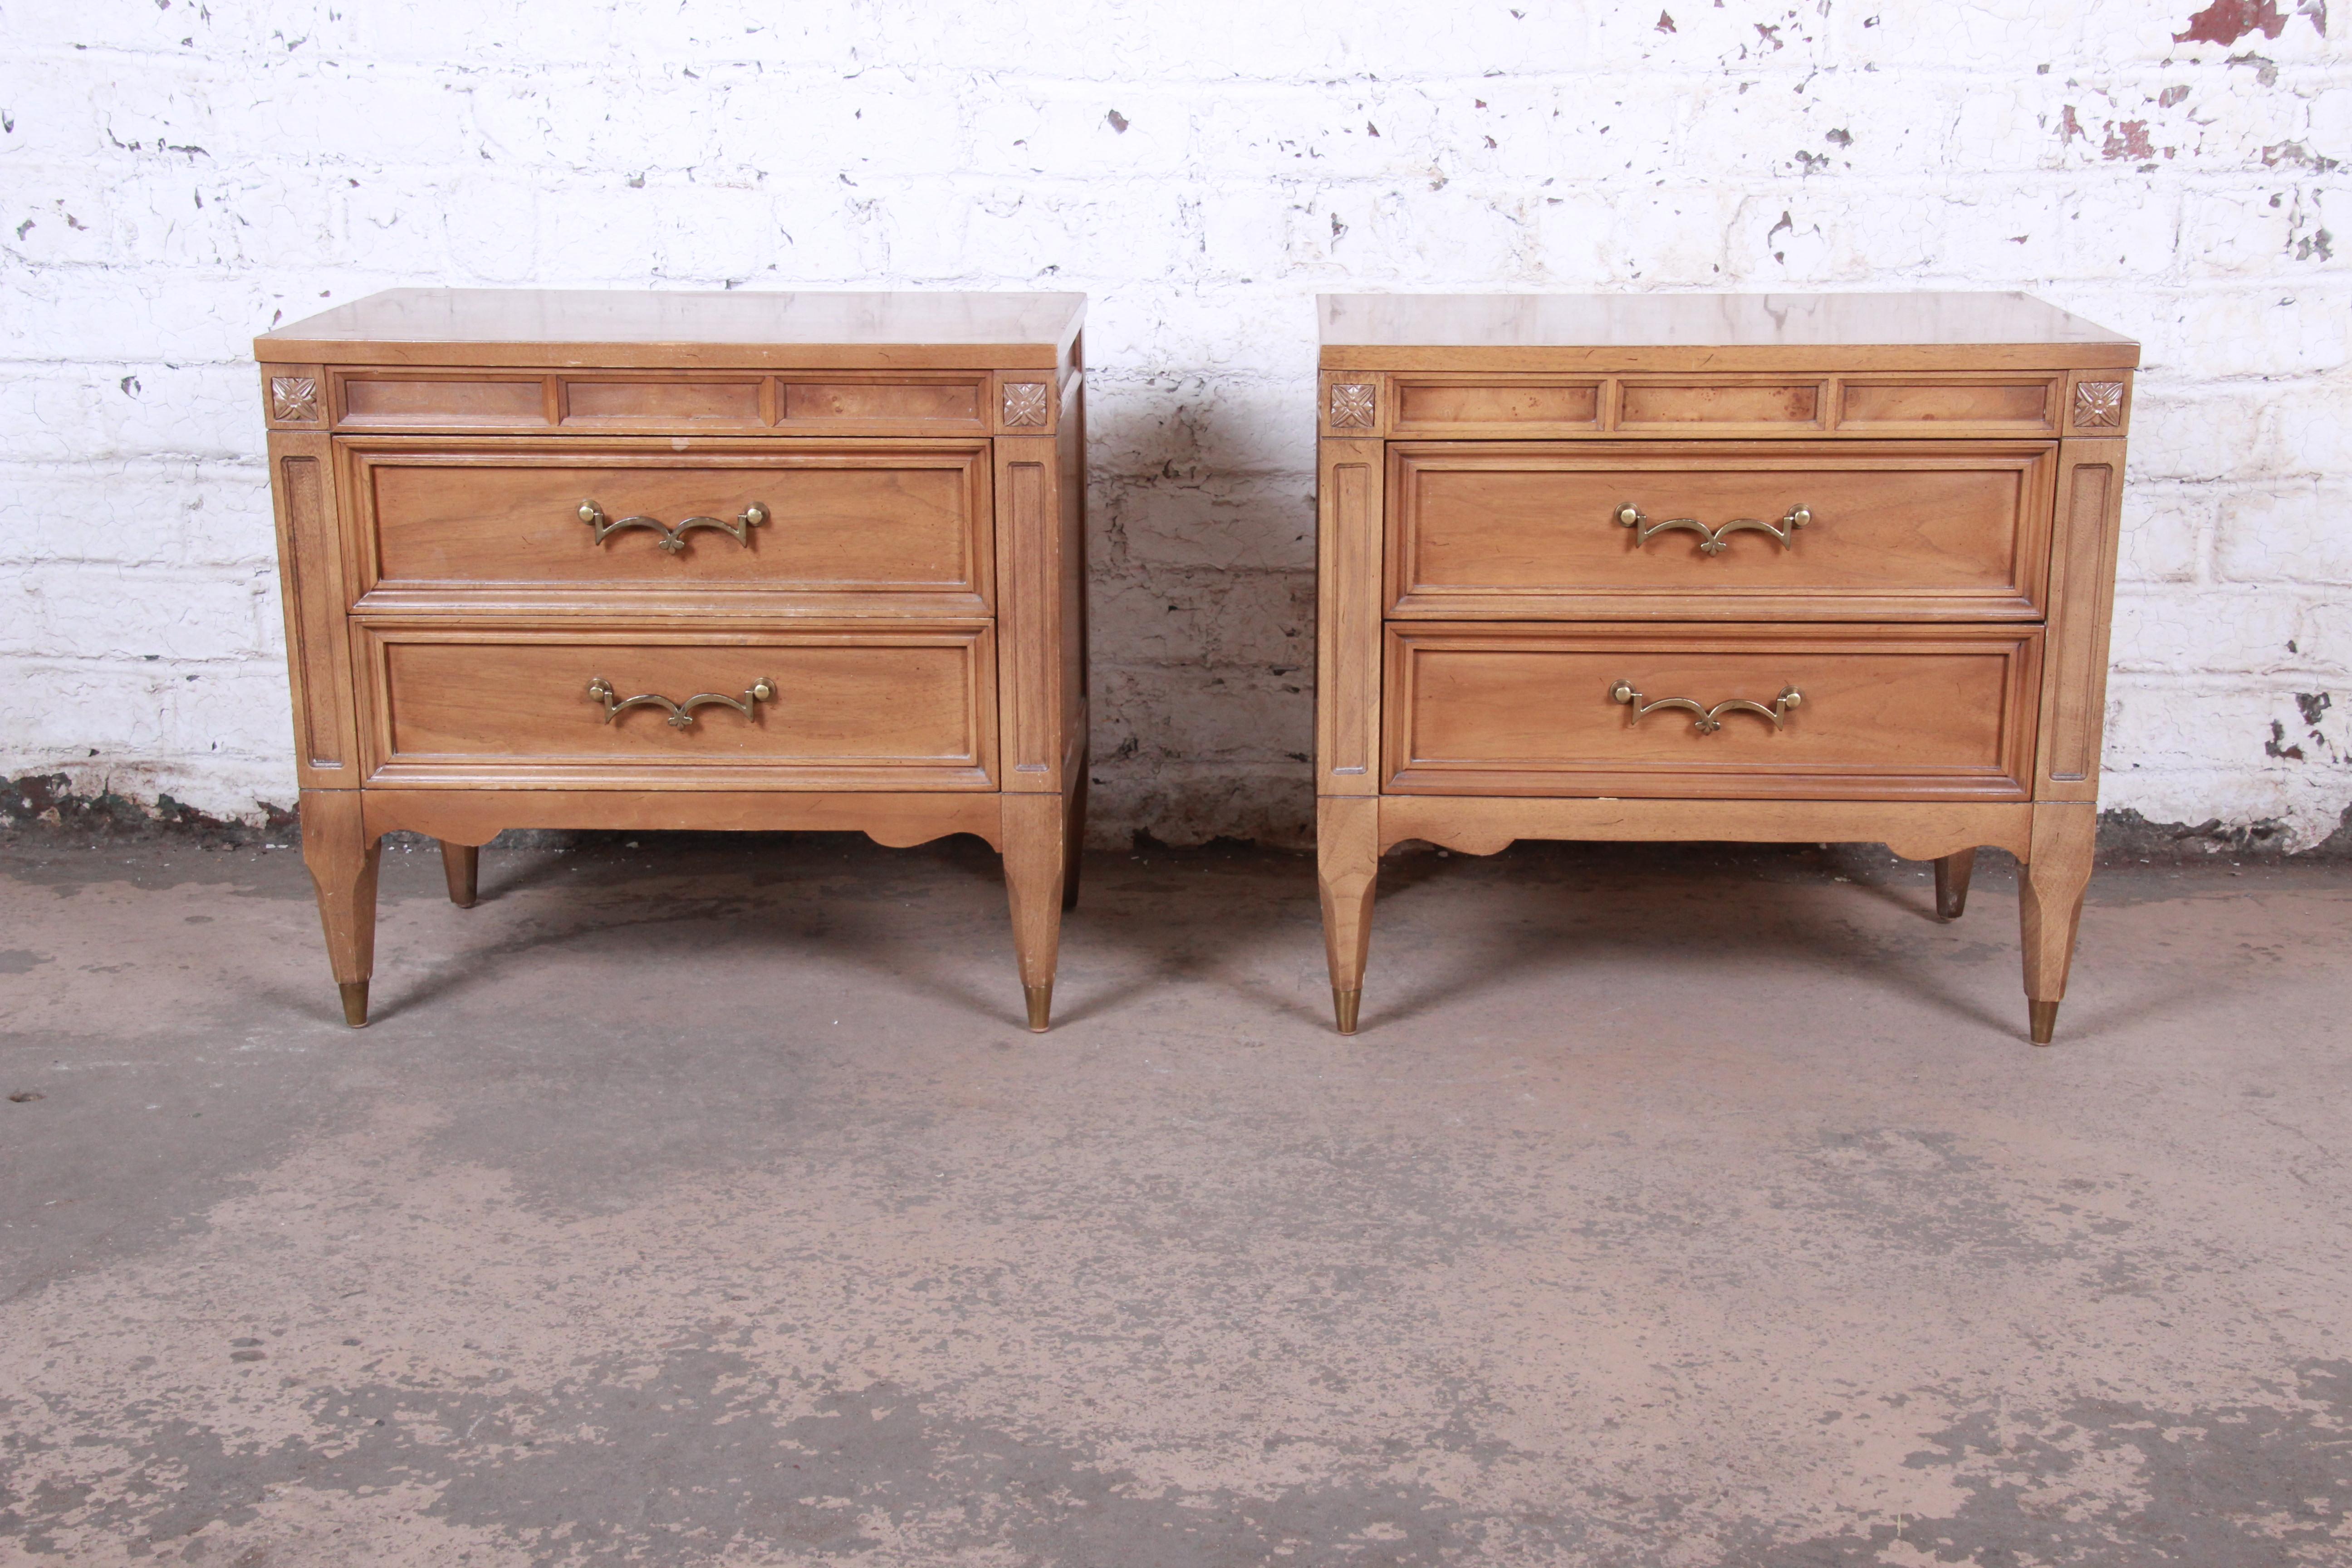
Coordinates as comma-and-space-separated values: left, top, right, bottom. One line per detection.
1388, 442, 2054, 621
347, 441, 992, 616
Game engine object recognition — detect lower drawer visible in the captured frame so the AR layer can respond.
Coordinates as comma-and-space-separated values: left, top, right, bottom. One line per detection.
1383, 623, 2041, 799
358, 624, 997, 789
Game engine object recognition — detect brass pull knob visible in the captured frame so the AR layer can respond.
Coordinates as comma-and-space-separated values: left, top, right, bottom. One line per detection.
1616, 502, 1809, 555
578, 500, 768, 555
587, 675, 776, 729
1610, 680, 1802, 735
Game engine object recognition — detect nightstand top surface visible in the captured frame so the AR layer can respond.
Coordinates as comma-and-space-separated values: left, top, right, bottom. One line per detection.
1319, 292, 2138, 372
257, 288, 1088, 370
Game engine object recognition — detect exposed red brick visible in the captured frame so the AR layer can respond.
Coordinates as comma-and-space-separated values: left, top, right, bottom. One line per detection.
2174, 0, 2290, 45
2103, 120, 2158, 160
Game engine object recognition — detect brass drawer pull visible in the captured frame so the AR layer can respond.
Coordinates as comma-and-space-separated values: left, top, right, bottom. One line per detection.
587, 675, 776, 729
578, 500, 769, 554
1610, 680, 1802, 735
1616, 502, 1809, 555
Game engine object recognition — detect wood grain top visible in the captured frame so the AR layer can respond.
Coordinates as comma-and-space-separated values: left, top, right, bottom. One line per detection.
1319, 292, 2139, 372
257, 289, 1088, 371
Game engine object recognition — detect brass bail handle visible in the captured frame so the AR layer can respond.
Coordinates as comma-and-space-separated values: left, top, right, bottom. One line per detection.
578, 500, 770, 554
587, 676, 777, 729
1610, 680, 1803, 735
1616, 502, 1810, 555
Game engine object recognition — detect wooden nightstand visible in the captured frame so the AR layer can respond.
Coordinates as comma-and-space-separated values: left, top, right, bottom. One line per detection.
256, 289, 1088, 1030
1314, 293, 2137, 1043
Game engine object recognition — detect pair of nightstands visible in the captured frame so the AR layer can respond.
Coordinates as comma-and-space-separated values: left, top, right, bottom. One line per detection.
256, 291, 1086, 1031
256, 289, 2135, 1044
1314, 292, 2136, 1044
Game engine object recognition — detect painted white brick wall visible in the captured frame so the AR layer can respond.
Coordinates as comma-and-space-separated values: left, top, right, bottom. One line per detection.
2, 0, 2346, 847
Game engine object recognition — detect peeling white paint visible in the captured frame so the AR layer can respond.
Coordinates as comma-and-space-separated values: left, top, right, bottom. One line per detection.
0, 1, 2346, 845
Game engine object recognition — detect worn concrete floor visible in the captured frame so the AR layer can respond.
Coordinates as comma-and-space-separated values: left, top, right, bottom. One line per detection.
0, 831, 2347, 1567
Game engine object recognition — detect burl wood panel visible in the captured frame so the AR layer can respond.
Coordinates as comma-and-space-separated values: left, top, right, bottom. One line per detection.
353, 443, 991, 606
1617, 380, 1826, 429
338, 375, 551, 427
1392, 378, 1602, 434
1389, 442, 2053, 621
361, 626, 997, 789
780, 378, 985, 425
1384, 623, 2040, 799
334, 372, 1010, 436
1838, 376, 2058, 432
563, 379, 765, 424
1359, 373, 2078, 441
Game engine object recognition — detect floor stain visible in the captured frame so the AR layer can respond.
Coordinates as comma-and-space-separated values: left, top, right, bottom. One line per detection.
1745, 1359, 2352, 1565
2, 838, 2348, 1566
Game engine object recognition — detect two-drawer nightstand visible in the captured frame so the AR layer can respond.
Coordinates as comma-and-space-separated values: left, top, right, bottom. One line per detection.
256, 289, 1088, 1030
1315, 293, 2138, 1043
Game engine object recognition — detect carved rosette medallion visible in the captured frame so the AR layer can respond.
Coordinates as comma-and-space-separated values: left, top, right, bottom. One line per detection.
1001, 382, 1050, 428
270, 376, 320, 423
1329, 382, 1377, 430
2073, 381, 2123, 429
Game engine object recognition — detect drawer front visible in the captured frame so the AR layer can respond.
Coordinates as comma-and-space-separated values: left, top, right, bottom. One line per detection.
1384, 624, 2040, 799
359, 626, 996, 789
1389, 443, 2053, 621
351, 443, 991, 614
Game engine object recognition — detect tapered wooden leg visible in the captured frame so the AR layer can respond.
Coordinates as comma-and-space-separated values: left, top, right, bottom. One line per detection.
1061, 743, 1088, 913
440, 840, 480, 908
1002, 792, 1069, 1032
300, 790, 383, 1028
2019, 802, 2096, 1045
1934, 848, 1976, 920
1318, 796, 1380, 1034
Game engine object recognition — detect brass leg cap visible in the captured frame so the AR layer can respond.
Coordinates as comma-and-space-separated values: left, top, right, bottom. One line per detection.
338, 980, 371, 1029
1024, 982, 1053, 1033
1333, 987, 1362, 1035
2029, 999, 2059, 1046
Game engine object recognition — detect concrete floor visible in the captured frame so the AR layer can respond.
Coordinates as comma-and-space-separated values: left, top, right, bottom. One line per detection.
1, 831, 2347, 1568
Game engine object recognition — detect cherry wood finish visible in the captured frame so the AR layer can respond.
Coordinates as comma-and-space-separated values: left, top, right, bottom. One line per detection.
260, 289, 1087, 1030
1317, 291, 2136, 1043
